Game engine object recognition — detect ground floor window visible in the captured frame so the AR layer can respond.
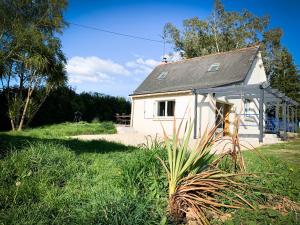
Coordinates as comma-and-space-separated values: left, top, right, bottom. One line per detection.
157, 100, 175, 117
244, 98, 256, 122
244, 98, 252, 118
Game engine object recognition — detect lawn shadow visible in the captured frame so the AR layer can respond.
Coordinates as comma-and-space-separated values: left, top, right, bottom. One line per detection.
62, 138, 134, 154
0, 133, 133, 158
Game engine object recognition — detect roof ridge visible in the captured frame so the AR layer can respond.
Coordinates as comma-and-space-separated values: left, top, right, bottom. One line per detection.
158, 45, 260, 67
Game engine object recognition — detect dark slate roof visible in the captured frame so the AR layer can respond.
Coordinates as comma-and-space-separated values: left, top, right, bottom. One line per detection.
133, 46, 260, 95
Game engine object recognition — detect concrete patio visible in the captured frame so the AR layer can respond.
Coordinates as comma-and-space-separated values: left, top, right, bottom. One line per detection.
71, 125, 291, 153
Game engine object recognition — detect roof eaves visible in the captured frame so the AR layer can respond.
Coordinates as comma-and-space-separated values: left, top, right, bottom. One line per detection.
131, 80, 245, 96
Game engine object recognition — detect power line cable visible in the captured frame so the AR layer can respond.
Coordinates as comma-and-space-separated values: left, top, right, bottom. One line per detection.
69, 22, 164, 44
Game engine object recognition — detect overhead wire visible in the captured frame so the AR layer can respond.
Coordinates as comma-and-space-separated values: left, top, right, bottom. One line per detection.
68, 22, 164, 44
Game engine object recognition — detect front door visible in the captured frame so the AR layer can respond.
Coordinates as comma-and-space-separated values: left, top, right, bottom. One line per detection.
216, 102, 232, 136
223, 104, 231, 135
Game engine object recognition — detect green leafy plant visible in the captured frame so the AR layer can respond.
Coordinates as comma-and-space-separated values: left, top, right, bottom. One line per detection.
159, 119, 221, 198
159, 118, 258, 224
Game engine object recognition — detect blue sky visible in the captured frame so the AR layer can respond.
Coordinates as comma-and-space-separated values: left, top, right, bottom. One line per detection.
62, 0, 300, 97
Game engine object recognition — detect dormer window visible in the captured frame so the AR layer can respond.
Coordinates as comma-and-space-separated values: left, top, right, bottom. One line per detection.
208, 63, 220, 72
157, 71, 168, 80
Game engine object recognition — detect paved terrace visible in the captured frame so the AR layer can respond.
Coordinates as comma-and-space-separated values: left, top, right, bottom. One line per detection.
70, 125, 294, 153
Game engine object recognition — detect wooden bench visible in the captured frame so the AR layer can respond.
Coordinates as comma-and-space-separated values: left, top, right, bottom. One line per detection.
115, 114, 131, 125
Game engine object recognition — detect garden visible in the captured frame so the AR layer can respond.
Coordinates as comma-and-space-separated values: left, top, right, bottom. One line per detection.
0, 122, 299, 224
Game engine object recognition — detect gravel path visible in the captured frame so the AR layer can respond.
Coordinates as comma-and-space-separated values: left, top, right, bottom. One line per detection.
71, 125, 282, 151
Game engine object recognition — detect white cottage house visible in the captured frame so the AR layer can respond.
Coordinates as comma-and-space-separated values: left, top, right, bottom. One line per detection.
129, 46, 298, 143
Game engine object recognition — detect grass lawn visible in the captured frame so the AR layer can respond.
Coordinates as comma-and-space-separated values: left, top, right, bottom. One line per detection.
10, 121, 117, 138
253, 140, 300, 168
0, 123, 299, 224
0, 122, 166, 225
223, 139, 300, 225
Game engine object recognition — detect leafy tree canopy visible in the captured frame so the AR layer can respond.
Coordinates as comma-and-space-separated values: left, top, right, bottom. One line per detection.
163, 0, 299, 102
0, 0, 68, 130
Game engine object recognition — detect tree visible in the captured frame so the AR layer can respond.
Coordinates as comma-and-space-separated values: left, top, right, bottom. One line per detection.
163, 0, 269, 58
271, 48, 300, 102
0, 0, 68, 130
163, 0, 299, 104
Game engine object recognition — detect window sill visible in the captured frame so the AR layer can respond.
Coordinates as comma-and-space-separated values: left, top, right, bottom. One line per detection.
153, 116, 175, 121
244, 116, 256, 122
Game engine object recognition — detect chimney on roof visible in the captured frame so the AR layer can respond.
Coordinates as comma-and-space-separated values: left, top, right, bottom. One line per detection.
162, 56, 168, 63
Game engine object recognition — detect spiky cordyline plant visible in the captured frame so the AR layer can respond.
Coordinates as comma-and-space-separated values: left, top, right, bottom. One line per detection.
172, 170, 255, 224
159, 118, 255, 224
159, 118, 222, 198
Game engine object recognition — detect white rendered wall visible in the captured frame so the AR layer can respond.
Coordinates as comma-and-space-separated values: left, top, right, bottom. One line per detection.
241, 51, 267, 138
131, 93, 195, 136
195, 94, 216, 138
131, 92, 216, 138
244, 51, 267, 85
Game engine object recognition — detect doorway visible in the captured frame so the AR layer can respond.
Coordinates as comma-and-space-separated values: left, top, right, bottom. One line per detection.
216, 102, 232, 136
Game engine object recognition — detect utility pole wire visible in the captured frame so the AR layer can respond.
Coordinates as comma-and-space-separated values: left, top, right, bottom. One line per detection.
69, 22, 165, 44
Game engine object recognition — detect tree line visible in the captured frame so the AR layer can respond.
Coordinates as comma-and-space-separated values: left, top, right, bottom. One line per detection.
0, 86, 131, 131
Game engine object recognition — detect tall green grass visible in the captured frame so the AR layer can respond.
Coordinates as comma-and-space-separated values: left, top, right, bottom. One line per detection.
0, 142, 167, 224
0, 122, 299, 224
0, 126, 168, 224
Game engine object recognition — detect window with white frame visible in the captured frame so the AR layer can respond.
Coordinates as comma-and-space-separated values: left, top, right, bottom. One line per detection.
244, 98, 252, 119
244, 99, 250, 116
157, 100, 175, 117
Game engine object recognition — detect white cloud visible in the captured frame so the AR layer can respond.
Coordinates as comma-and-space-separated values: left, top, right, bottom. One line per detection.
164, 51, 184, 62
125, 57, 160, 75
66, 55, 161, 96
66, 56, 130, 84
